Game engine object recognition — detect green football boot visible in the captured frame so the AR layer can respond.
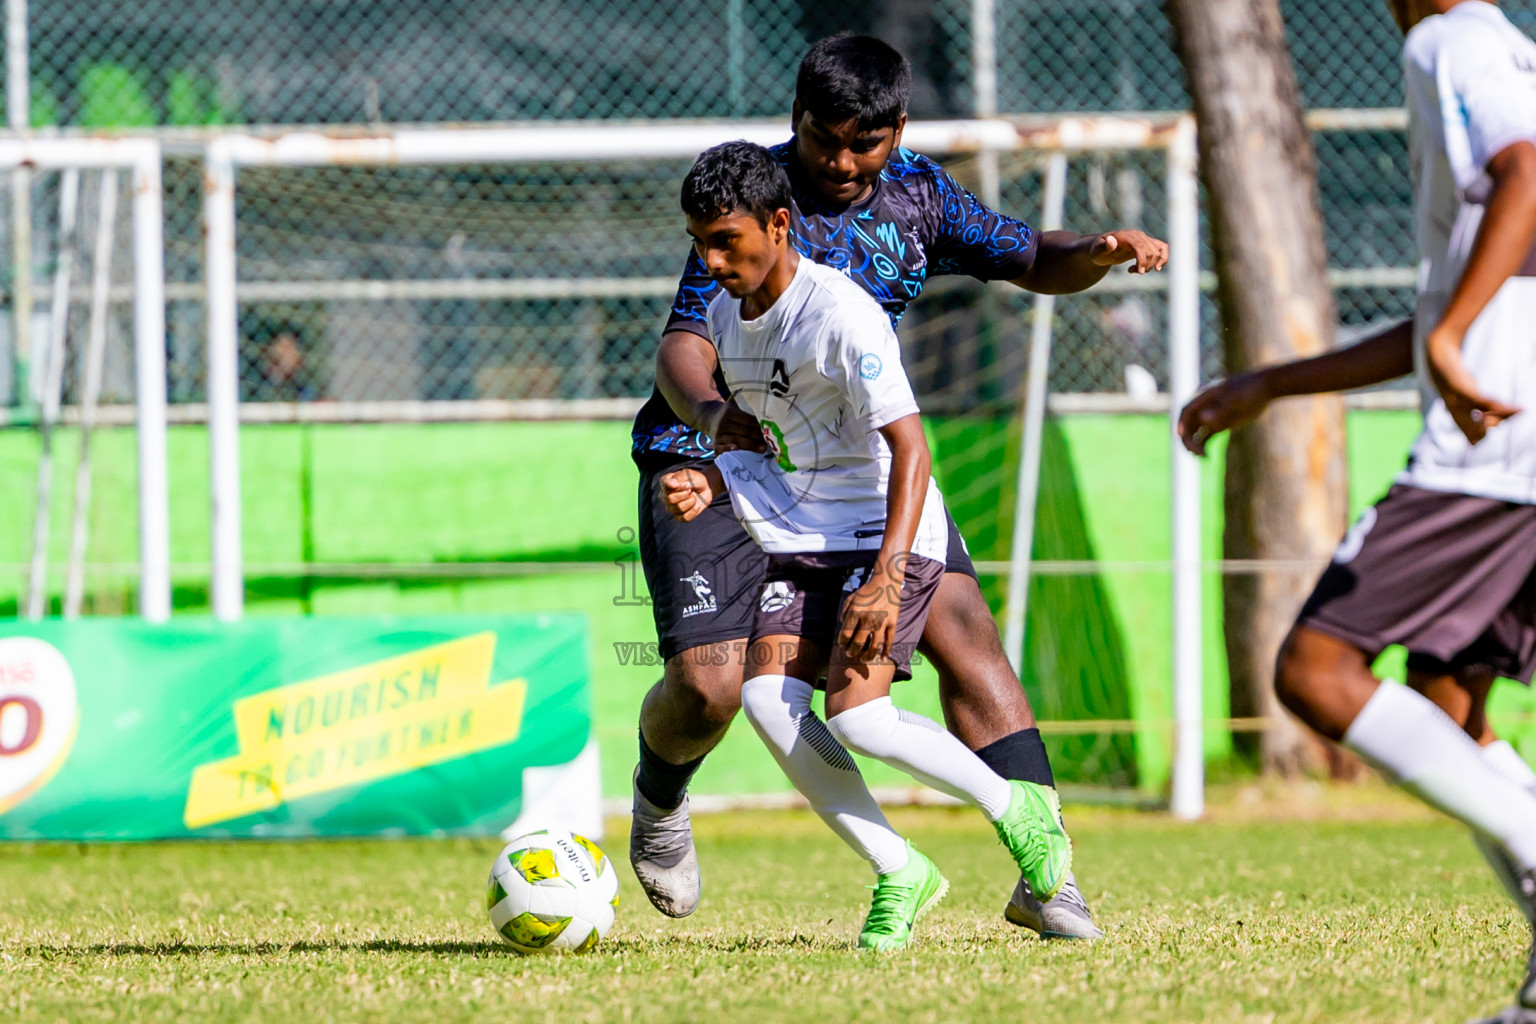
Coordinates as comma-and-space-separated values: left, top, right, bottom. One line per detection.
857, 844, 949, 952
993, 780, 1072, 903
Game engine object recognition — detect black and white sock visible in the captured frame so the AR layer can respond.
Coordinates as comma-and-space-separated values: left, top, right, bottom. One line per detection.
827, 697, 1013, 821
739, 674, 910, 876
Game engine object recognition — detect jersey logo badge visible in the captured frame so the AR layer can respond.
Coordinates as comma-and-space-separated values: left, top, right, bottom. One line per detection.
679, 571, 718, 618
760, 581, 796, 613
769, 358, 791, 397
858, 353, 883, 381
907, 227, 927, 271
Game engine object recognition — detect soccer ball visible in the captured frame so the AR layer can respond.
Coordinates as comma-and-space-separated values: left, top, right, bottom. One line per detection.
487, 829, 619, 954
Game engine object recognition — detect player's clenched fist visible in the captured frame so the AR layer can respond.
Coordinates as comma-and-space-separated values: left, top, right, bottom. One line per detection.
659, 463, 725, 522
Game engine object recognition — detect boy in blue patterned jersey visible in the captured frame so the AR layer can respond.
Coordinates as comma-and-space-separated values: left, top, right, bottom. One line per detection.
630, 34, 1167, 939
660, 140, 1073, 950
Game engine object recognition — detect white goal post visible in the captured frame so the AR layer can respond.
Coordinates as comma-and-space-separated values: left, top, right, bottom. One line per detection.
5, 136, 170, 622
201, 116, 1205, 814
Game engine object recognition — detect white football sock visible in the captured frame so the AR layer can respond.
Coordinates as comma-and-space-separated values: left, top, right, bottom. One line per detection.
826, 696, 1014, 821
1476, 740, 1536, 922
1343, 683, 1536, 868
1484, 739, 1536, 791
739, 674, 910, 876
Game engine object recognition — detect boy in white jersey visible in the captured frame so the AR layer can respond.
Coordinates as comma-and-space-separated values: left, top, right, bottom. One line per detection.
658, 141, 1071, 950
1177, 3, 1536, 1020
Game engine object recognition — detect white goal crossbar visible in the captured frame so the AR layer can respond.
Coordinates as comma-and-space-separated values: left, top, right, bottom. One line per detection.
202, 116, 1205, 815
4, 137, 170, 622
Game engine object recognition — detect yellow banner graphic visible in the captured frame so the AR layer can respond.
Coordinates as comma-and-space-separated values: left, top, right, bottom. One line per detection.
184, 632, 527, 828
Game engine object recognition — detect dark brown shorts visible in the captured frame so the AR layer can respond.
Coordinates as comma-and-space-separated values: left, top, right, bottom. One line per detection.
752, 551, 946, 682
1297, 484, 1536, 684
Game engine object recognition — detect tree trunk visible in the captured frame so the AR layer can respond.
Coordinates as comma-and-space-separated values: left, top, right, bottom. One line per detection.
1166, 0, 1349, 775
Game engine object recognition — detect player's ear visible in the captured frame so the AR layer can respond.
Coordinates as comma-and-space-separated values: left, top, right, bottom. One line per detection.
891, 113, 907, 149
790, 100, 804, 135
770, 207, 791, 244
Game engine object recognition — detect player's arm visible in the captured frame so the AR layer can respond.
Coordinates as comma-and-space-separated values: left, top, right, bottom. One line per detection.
1011, 229, 1169, 295
1176, 319, 1414, 456
840, 413, 928, 662
655, 329, 766, 453
654, 249, 768, 454
924, 161, 1165, 296
1424, 140, 1536, 444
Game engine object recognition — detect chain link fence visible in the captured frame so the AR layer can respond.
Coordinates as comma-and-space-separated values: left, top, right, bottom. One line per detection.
22, 0, 1439, 125
1, 2, 1481, 789
2, 0, 1519, 411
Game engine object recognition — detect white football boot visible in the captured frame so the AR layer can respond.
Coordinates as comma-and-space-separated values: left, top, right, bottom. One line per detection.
1005, 871, 1104, 940
629, 770, 701, 918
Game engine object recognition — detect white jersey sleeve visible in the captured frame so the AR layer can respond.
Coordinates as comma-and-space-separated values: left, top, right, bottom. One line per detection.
819, 302, 920, 432
1431, 12, 1536, 198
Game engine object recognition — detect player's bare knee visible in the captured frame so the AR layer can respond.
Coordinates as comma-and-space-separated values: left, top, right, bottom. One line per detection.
1275, 626, 1377, 734
1275, 627, 1340, 714
663, 653, 743, 729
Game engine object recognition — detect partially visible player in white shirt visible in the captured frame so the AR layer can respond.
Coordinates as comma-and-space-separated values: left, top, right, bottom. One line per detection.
658, 141, 1070, 951
1403, 0, 1536, 498
1175, 3, 1536, 1020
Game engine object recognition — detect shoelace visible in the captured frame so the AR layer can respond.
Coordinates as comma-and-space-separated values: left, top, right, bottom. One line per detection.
1051, 878, 1090, 914
863, 880, 917, 933
631, 802, 692, 861
997, 814, 1048, 872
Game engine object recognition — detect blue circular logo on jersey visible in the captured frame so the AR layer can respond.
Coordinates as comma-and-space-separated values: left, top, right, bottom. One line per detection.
858, 353, 883, 381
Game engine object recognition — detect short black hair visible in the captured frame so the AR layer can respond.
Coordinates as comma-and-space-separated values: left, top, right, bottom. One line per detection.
795, 34, 910, 131
680, 141, 793, 226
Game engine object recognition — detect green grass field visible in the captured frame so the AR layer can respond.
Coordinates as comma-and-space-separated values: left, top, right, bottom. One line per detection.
1, 786, 1529, 1024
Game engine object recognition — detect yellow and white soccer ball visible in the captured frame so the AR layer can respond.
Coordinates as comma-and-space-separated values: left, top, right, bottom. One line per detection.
487, 829, 619, 954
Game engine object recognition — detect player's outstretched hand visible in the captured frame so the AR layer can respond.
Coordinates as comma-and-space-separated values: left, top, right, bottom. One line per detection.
1177, 372, 1272, 456
659, 464, 723, 522
838, 569, 901, 662
708, 398, 769, 454
1090, 229, 1169, 274
1426, 327, 1521, 445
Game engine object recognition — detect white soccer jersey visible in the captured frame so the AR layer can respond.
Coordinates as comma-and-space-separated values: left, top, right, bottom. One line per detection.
1400, 1, 1536, 503
708, 258, 949, 559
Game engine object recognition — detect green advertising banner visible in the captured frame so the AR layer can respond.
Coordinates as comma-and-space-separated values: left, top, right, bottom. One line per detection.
0, 615, 591, 840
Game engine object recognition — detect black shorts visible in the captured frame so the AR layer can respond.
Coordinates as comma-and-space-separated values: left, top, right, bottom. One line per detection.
1296, 484, 1536, 684
637, 460, 975, 663
637, 461, 768, 662
754, 551, 947, 682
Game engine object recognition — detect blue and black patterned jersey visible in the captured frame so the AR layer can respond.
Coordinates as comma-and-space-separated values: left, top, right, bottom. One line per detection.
630, 139, 1039, 467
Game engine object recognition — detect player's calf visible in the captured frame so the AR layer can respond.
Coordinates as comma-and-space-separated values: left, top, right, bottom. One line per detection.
631, 652, 746, 918
921, 568, 1095, 932
637, 652, 745, 772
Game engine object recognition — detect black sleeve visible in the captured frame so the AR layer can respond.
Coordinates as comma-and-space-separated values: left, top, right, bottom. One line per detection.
663, 248, 720, 337
925, 160, 1039, 282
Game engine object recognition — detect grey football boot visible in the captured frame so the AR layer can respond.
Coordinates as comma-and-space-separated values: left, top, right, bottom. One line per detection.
1469, 870, 1536, 1024
1005, 870, 1104, 940
629, 770, 702, 918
